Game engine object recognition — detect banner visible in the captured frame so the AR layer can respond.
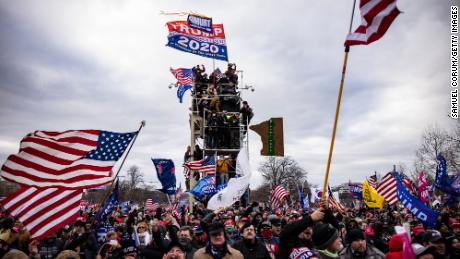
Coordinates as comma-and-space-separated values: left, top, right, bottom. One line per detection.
362, 179, 384, 209
207, 148, 251, 210
349, 182, 363, 200
166, 21, 228, 61
250, 118, 284, 156
152, 159, 177, 195
435, 154, 460, 197
191, 175, 218, 200
393, 172, 439, 227
95, 180, 119, 222
187, 14, 213, 33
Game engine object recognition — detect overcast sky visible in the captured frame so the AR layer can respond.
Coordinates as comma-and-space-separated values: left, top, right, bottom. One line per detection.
0, 0, 456, 191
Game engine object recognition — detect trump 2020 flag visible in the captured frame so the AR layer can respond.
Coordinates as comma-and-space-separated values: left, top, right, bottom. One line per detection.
152, 159, 176, 195
96, 180, 119, 222
191, 175, 217, 200
393, 172, 438, 228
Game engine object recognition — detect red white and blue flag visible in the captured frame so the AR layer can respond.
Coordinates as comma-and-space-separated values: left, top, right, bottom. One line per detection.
184, 155, 216, 174
0, 130, 136, 189
376, 172, 398, 205
170, 67, 193, 103
270, 185, 289, 209
345, 0, 400, 46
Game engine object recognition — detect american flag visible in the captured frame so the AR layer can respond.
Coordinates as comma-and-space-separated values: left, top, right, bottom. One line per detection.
376, 172, 398, 205
213, 68, 225, 81
1, 186, 83, 240
345, 0, 401, 46
183, 155, 216, 174
170, 68, 194, 86
145, 198, 159, 212
327, 186, 346, 213
270, 185, 289, 209
0, 130, 136, 189
401, 173, 417, 195
368, 174, 378, 189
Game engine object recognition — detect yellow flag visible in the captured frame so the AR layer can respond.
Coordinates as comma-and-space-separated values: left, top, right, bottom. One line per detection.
362, 179, 384, 209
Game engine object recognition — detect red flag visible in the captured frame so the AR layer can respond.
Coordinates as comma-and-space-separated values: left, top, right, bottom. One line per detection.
0, 186, 83, 240
345, 0, 401, 46
418, 172, 429, 203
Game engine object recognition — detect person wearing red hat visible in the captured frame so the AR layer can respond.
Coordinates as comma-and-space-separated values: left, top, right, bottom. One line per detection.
452, 222, 460, 239
384, 235, 403, 259
412, 225, 425, 245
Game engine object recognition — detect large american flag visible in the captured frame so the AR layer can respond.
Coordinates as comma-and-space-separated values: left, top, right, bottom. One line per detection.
376, 172, 398, 205
170, 68, 194, 86
270, 185, 289, 209
1, 186, 83, 240
0, 130, 136, 189
345, 0, 401, 46
0, 129, 137, 240
183, 155, 216, 174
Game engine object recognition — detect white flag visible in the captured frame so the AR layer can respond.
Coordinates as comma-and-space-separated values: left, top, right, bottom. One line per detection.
207, 148, 251, 210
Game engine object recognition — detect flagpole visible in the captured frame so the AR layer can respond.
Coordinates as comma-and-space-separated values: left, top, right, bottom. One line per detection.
321, 0, 357, 205
92, 121, 146, 224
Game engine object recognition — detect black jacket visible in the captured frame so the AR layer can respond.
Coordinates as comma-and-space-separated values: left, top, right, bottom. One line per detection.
232, 238, 271, 259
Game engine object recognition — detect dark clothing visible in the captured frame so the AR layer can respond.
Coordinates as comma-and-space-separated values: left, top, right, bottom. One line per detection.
278, 217, 315, 259
338, 244, 385, 259
38, 237, 63, 259
232, 238, 271, 259
64, 232, 98, 259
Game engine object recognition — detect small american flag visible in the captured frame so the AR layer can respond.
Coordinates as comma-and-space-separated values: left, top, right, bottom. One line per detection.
184, 155, 216, 174
270, 185, 289, 209
170, 67, 194, 86
327, 186, 346, 213
145, 198, 159, 212
376, 172, 398, 205
368, 174, 378, 189
401, 173, 417, 195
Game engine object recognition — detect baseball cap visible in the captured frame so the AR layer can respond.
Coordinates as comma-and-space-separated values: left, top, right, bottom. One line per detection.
422, 230, 443, 243
411, 243, 436, 257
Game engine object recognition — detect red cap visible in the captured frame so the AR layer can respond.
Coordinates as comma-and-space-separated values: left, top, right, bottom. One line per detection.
365, 226, 375, 236
224, 219, 235, 226
452, 222, 460, 229
240, 217, 249, 222
412, 225, 425, 236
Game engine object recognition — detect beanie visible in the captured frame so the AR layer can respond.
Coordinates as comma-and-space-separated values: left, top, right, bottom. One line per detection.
346, 229, 365, 243
312, 224, 339, 250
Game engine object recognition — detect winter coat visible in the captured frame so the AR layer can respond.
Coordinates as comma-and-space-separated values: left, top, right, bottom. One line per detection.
339, 244, 385, 259
193, 245, 244, 259
232, 238, 271, 259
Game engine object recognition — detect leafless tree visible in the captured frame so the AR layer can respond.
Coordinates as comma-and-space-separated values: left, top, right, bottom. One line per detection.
258, 156, 309, 199
125, 165, 144, 189
415, 125, 459, 178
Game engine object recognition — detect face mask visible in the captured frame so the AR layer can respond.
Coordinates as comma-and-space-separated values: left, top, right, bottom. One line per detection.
261, 229, 273, 239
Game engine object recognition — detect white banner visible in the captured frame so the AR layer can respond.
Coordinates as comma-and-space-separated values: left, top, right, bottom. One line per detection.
207, 148, 251, 210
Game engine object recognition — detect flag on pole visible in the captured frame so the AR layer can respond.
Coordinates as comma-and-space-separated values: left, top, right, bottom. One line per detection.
0, 130, 137, 189
435, 154, 460, 197
0, 186, 83, 240
400, 173, 417, 195
367, 173, 378, 189
362, 179, 384, 209
145, 198, 159, 212
184, 155, 216, 174
376, 172, 398, 205
418, 172, 429, 203
152, 159, 177, 195
170, 67, 194, 103
344, 0, 401, 46
327, 186, 346, 213
95, 180, 119, 222
270, 185, 289, 209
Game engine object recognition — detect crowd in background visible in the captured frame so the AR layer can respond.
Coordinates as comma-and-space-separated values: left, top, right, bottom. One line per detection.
0, 200, 459, 259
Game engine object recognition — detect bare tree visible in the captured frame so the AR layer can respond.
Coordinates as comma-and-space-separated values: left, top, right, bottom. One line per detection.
258, 156, 309, 198
125, 165, 144, 189
415, 125, 459, 178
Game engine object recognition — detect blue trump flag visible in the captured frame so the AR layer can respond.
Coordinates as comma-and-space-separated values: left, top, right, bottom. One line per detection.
393, 172, 439, 228
152, 159, 176, 195
191, 175, 217, 200
96, 180, 119, 222
436, 154, 460, 197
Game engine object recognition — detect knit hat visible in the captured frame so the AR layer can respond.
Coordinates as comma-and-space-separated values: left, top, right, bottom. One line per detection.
346, 229, 365, 243
207, 222, 225, 235
289, 247, 317, 259
312, 224, 339, 250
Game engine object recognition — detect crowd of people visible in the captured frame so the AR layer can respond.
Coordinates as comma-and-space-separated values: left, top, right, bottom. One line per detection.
0, 200, 459, 259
